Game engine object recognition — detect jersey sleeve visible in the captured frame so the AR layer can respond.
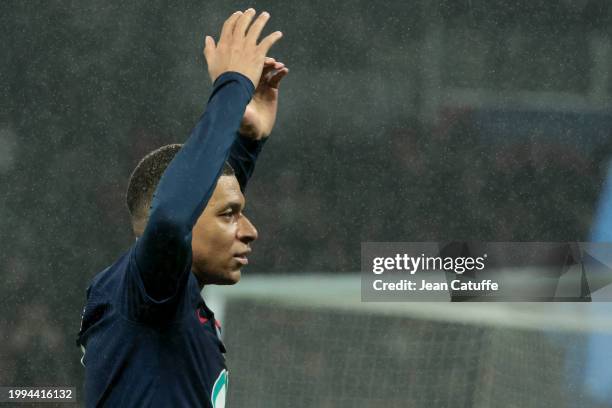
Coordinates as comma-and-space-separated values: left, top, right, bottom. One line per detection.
228, 135, 267, 192
125, 72, 255, 322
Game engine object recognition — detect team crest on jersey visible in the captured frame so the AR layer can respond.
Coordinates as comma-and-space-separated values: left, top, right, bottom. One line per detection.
211, 369, 228, 408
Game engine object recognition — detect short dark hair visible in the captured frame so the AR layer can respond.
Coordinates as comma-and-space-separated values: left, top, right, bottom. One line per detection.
126, 144, 234, 229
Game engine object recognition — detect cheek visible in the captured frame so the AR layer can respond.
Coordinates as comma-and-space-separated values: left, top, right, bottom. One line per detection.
192, 221, 236, 257
191, 224, 213, 263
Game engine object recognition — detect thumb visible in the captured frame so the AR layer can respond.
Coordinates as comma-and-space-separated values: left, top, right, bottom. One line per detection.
203, 36, 216, 59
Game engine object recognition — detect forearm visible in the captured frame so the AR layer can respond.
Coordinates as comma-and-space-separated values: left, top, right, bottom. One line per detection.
229, 135, 267, 191
150, 73, 254, 227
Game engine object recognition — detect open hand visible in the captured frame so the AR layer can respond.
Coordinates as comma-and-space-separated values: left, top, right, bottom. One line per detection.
203, 9, 283, 88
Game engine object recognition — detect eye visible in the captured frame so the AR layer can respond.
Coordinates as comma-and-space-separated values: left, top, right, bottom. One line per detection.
220, 209, 237, 220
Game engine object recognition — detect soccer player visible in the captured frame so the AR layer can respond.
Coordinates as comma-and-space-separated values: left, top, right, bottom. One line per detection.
76, 9, 287, 407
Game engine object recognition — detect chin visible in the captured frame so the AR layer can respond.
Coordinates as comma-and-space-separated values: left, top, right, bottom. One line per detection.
218, 269, 241, 285
193, 265, 242, 286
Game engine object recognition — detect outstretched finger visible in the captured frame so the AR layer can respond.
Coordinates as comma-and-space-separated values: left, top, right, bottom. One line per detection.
258, 31, 283, 54
219, 11, 242, 44
264, 57, 276, 65
235, 8, 256, 37
246, 11, 270, 44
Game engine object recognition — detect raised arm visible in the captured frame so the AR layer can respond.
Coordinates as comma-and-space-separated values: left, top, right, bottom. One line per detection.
230, 57, 289, 190
133, 9, 283, 302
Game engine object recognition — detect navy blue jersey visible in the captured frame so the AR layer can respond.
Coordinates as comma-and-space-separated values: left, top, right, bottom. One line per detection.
77, 72, 263, 407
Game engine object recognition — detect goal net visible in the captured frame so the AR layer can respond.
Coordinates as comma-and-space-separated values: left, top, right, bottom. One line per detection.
204, 274, 612, 408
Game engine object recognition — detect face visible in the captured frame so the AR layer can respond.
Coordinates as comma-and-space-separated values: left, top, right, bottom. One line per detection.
191, 175, 258, 286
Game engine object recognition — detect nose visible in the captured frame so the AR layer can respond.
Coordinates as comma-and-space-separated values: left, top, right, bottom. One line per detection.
237, 214, 258, 243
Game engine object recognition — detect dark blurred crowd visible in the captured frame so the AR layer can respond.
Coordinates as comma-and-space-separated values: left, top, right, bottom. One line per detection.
247, 109, 606, 274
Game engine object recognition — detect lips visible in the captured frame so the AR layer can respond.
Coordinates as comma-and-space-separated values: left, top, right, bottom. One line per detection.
234, 256, 249, 265
233, 249, 251, 265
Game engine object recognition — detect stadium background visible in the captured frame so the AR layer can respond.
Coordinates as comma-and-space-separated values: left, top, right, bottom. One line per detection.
1, 0, 612, 406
